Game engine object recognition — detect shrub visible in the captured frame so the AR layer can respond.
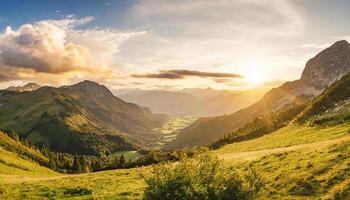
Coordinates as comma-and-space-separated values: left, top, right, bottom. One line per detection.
143, 149, 262, 200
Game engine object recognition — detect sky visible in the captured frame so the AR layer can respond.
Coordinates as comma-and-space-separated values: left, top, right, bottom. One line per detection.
1, 0, 350, 91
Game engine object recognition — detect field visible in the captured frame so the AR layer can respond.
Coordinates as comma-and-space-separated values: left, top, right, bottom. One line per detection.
153, 115, 197, 147
0, 169, 145, 199
0, 123, 349, 199
112, 150, 141, 161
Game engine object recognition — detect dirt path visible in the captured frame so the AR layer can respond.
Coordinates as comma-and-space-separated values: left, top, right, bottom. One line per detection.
219, 135, 350, 162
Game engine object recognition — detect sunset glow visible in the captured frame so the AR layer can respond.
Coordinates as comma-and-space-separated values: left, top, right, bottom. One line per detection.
0, 0, 349, 91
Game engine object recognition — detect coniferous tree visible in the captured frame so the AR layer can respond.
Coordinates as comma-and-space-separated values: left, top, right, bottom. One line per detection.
119, 155, 126, 168
73, 156, 81, 173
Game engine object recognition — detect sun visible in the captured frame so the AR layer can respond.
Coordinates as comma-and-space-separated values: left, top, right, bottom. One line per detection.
243, 59, 266, 85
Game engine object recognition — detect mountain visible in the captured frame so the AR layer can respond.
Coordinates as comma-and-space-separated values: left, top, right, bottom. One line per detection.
118, 88, 268, 116
6, 83, 42, 92
296, 71, 350, 124
301, 40, 350, 89
212, 70, 350, 150
0, 80, 166, 155
167, 40, 350, 149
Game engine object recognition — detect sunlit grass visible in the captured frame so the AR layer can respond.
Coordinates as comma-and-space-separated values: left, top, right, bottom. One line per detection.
215, 123, 350, 155
0, 168, 146, 199
1, 122, 349, 199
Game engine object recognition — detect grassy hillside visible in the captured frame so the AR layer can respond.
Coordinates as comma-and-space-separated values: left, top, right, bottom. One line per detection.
1, 121, 349, 199
0, 81, 167, 155
0, 131, 57, 176
0, 169, 145, 199
215, 124, 349, 158
0, 130, 51, 166
0, 148, 56, 176
245, 139, 350, 199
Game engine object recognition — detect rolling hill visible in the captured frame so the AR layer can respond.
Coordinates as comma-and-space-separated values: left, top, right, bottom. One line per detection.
167, 40, 350, 149
0, 80, 167, 155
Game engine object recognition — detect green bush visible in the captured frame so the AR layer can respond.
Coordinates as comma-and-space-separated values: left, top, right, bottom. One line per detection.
143, 149, 262, 200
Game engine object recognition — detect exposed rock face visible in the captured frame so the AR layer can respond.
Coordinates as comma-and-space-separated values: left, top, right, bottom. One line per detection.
301, 40, 350, 89
6, 83, 41, 92
277, 40, 350, 111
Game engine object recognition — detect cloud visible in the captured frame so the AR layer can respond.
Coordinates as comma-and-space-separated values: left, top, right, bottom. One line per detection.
113, 0, 305, 82
0, 19, 95, 73
132, 71, 183, 79
132, 69, 242, 79
0, 16, 146, 83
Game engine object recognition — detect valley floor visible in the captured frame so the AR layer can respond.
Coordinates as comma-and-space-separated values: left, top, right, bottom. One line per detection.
1, 123, 349, 199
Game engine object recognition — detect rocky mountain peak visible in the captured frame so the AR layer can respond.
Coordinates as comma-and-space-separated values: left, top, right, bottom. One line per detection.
67, 80, 114, 98
300, 40, 350, 89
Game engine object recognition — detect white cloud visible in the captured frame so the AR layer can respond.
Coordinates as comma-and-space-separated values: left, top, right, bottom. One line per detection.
0, 16, 146, 83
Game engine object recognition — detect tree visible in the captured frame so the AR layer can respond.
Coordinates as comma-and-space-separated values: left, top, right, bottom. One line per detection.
80, 156, 89, 173
143, 148, 262, 200
73, 155, 81, 173
119, 155, 126, 168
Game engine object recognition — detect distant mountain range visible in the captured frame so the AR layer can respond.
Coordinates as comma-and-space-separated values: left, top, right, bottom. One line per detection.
116, 87, 268, 116
167, 40, 350, 149
6, 83, 42, 92
0, 80, 167, 155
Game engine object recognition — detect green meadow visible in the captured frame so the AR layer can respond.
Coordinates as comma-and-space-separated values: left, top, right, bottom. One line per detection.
1, 122, 349, 199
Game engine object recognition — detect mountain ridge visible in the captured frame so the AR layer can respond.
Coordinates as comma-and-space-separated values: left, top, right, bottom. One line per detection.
0, 80, 167, 155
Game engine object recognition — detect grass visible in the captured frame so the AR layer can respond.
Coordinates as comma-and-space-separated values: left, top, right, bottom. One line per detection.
1, 122, 349, 199
153, 115, 197, 147
0, 148, 57, 177
215, 123, 350, 155
0, 168, 146, 199
245, 140, 350, 199
0, 130, 146, 199
214, 122, 350, 199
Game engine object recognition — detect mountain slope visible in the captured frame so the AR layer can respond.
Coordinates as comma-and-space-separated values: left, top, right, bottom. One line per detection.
0, 81, 166, 155
0, 130, 56, 176
168, 40, 350, 149
167, 80, 309, 148
212, 70, 350, 150
296, 71, 350, 124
